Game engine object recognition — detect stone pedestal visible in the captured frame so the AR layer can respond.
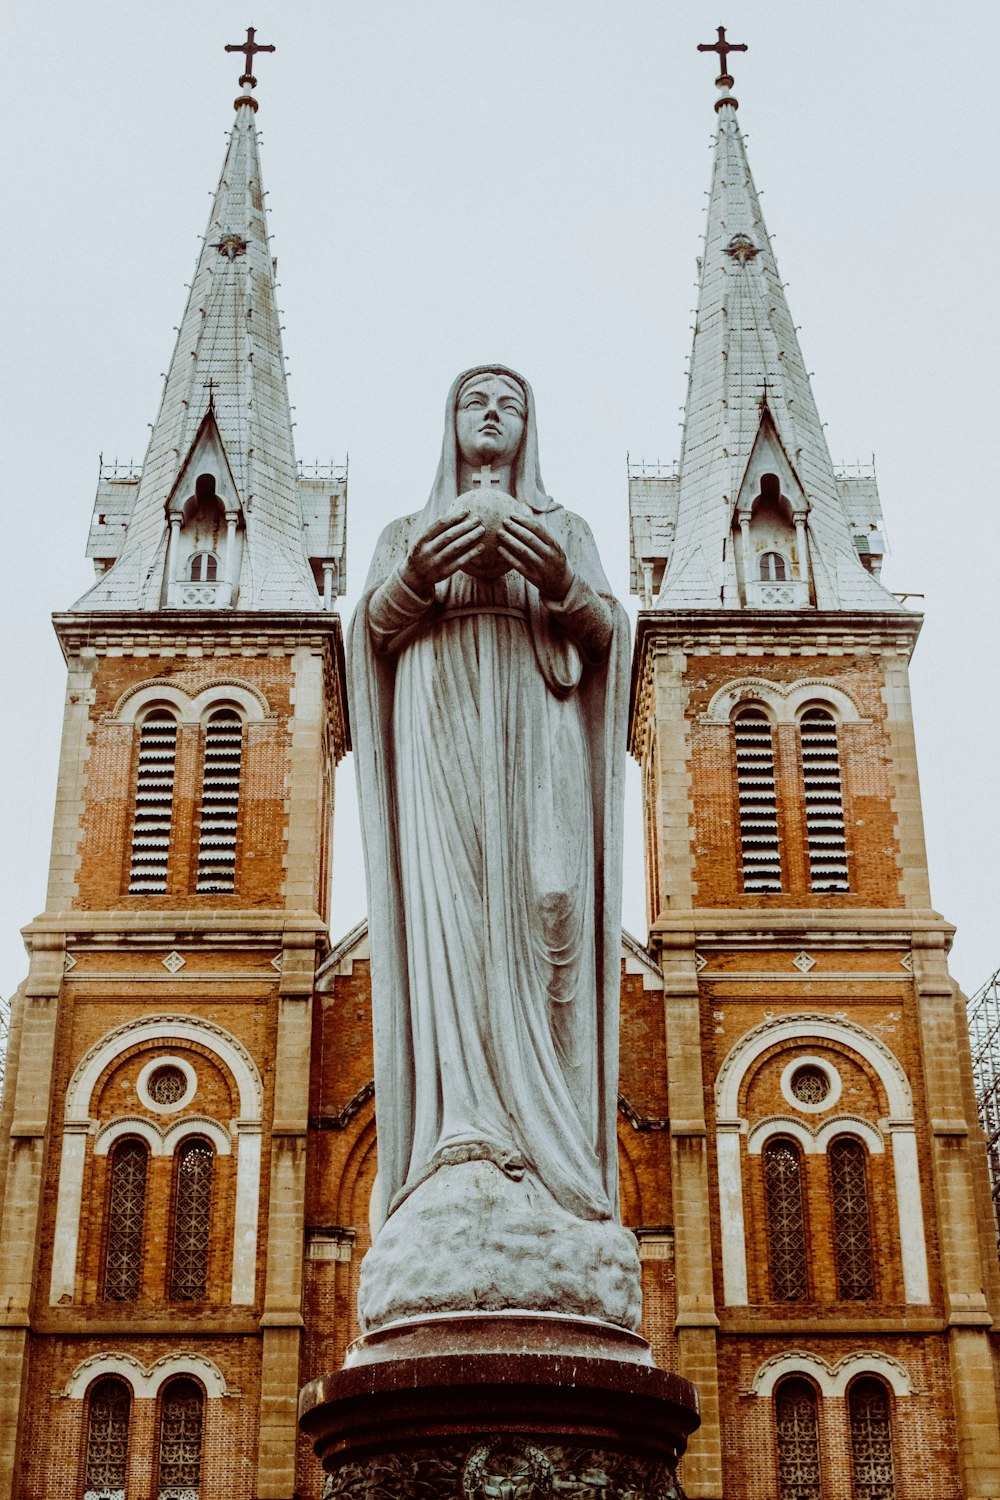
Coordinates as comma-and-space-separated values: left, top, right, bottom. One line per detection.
299, 1313, 700, 1499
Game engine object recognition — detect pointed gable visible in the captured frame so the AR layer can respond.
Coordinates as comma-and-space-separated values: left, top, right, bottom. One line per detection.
653, 80, 903, 614
74, 98, 322, 613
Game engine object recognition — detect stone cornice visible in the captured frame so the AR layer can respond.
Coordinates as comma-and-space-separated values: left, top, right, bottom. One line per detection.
629, 607, 923, 752
22, 909, 328, 950
648, 908, 955, 949
52, 609, 351, 758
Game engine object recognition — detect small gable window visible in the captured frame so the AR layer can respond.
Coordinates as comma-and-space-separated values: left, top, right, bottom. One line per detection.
760, 551, 787, 581
189, 552, 218, 583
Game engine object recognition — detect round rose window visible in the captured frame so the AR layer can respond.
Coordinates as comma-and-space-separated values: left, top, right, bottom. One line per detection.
789, 1065, 830, 1106
147, 1063, 188, 1105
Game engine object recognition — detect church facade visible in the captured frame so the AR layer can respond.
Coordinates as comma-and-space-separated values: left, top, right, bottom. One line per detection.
0, 44, 998, 1500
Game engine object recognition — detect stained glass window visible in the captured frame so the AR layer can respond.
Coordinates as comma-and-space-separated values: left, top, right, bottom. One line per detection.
83, 1377, 131, 1500
849, 1378, 895, 1499
830, 1136, 874, 1300
157, 1378, 204, 1500
774, 1378, 821, 1500
764, 1138, 808, 1300
170, 1139, 214, 1301
103, 1139, 148, 1301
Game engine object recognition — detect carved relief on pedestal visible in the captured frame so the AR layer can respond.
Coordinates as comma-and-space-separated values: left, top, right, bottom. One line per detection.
322, 1441, 685, 1500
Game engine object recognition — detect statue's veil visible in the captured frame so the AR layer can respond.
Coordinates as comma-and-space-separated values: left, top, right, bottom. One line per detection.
421, 364, 557, 521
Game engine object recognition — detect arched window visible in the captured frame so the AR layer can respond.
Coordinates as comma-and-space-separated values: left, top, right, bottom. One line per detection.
196, 709, 243, 893
830, 1135, 874, 1300
189, 552, 218, 583
103, 1138, 148, 1301
157, 1378, 204, 1500
800, 707, 849, 891
733, 708, 781, 892
760, 550, 787, 582
849, 1378, 896, 1499
170, 1138, 214, 1301
764, 1138, 808, 1300
774, 1377, 822, 1500
83, 1377, 131, 1500
129, 710, 178, 894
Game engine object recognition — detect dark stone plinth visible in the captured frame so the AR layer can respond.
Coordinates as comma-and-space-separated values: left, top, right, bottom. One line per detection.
299, 1314, 699, 1499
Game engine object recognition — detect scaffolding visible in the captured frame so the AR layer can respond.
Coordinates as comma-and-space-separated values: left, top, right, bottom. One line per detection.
968, 966, 1000, 1254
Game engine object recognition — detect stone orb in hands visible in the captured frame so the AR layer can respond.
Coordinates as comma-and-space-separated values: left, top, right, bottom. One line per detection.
449, 490, 530, 582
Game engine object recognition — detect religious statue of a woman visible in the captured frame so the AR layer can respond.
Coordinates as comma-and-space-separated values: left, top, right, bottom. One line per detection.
348, 366, 641, 1331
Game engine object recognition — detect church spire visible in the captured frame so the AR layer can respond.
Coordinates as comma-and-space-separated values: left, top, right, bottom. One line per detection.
650, 42, 900, 612
75, 47, 338, 614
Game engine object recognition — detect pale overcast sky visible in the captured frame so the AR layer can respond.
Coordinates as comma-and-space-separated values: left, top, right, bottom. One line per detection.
2, 1, 997, 998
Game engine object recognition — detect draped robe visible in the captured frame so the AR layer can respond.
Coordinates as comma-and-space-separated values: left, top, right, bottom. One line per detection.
348, 368, 629, 1231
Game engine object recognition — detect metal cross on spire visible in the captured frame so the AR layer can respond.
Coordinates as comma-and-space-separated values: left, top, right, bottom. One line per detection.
697, 26, 748, 82
225, 26, 275, 91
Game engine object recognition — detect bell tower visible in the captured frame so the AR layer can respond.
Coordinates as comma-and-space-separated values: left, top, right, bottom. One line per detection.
0, 41, 348, 1500
629, 40, 1000, 1500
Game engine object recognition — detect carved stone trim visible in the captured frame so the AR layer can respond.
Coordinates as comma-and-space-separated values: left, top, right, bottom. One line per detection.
322, 1442, 686, 1499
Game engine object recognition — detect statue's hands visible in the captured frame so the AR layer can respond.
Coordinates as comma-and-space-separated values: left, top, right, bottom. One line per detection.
400, 512, 486, 595
497, 515, 572, 600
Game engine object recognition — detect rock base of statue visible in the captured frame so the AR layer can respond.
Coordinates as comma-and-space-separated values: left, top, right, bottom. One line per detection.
299, 1312, 700, 1500
357, 1160, 643, 1333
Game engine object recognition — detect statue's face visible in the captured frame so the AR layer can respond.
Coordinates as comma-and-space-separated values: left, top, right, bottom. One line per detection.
455, 374, 526, 470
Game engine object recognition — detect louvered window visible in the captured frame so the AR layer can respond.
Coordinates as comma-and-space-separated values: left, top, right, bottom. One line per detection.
129, 711, 178, 893
103, 1139, 148, 1301
849, 1378, 895, 1499
83, 1377, 131, 1500
764, 1138, 808, 1300
774, 1378, 821, 1500
760, 551, 787, 582
800, 707, 849, 891
196, 709, 243, 893
734, 709, 781, 891
170, 1139, 214, 1301
830, 1136, 875, 1300
157, 1378, 204, 1500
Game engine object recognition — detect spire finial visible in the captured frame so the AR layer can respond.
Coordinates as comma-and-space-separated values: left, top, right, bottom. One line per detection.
697, 25, 747, 100
225, 26, 275, 100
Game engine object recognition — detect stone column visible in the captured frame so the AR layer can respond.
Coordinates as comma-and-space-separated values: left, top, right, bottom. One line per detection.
256, 930, 316, 1499
0, 937, 64, 1500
